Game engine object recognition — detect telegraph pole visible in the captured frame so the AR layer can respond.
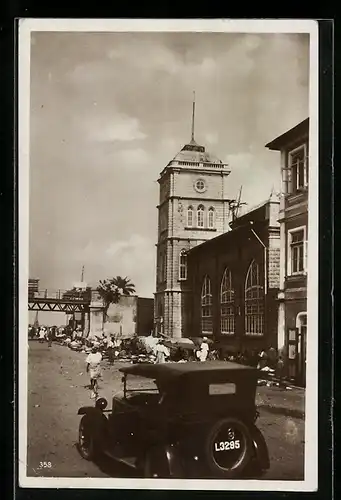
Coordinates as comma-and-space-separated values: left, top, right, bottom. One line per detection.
191, 90, 196, 142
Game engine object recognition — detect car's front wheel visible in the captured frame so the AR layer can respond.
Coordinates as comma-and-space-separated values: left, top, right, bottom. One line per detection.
78, 415, 97, 461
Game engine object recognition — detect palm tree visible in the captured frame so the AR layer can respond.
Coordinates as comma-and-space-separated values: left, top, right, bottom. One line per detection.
112, 276, 136, 296
97, 276, 136, 320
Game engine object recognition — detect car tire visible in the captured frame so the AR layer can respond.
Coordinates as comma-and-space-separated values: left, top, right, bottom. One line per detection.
78, 415, 98, 461
243, 424, 270, 478
204, 417, 254, 478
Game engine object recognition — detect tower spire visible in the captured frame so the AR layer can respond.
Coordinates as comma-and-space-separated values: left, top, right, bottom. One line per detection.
191, 90, 196, 142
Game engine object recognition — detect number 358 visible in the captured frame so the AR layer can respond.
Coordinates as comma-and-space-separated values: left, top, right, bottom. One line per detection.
214, 440, 240, 452
39, 461, 52, 468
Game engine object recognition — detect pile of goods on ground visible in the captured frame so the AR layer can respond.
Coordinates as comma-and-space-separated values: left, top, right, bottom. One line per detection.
55, 331, 200, 364
40, 327, 295, 388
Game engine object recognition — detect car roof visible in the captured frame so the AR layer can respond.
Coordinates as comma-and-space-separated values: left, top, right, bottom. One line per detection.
119, 361, 258, 382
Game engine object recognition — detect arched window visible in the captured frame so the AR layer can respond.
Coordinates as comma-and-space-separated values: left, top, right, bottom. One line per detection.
245, 260, 264, 336
197, 205, 205, 228
179, 250, 187, 280
220, 269, 235, 335
201, 275, 213, 334
187, 206, 193, 227
208, 207, 215, 229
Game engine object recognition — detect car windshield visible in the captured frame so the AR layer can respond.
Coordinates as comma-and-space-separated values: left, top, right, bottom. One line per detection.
125, 374, 160, 395
121, 374, 162, 407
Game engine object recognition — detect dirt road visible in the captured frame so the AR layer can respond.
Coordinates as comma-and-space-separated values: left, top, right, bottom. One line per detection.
26, 341, 304, 480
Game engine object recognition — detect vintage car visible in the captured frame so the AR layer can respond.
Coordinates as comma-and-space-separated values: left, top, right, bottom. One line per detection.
77, 361, 270, 478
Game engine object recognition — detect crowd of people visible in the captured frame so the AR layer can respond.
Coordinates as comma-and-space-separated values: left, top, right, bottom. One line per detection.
28, 324, 286, 396
210, 346, 279, 369
28, 324, 56, 347
28, 324, 283, 367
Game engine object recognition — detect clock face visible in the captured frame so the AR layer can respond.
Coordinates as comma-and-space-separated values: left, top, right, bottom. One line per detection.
194, 178, 206, 193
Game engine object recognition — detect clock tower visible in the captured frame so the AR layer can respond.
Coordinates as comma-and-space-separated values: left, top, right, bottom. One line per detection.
154, 96, 233, 338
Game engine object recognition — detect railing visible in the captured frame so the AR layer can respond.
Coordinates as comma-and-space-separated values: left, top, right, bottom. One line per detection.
28, 289, 91, 302
175, 160, 229, 169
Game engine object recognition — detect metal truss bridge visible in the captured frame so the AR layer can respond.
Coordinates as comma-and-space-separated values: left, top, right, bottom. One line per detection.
28, 289, 92, 313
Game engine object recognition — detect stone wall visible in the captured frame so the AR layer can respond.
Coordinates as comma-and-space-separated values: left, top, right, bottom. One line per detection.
105, 296, 137, 339
89, 293, 153, 339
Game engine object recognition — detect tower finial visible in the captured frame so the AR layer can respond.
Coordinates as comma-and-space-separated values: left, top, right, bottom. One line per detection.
191, 90, 196, 141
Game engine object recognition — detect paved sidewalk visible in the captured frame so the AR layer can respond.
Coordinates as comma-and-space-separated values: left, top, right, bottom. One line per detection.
256, 385, 305, 419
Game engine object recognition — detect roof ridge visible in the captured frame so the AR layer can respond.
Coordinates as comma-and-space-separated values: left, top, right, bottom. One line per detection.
236, 193, 280, 219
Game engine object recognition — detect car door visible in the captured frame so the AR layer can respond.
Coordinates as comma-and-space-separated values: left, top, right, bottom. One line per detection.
107, 397, 143, 458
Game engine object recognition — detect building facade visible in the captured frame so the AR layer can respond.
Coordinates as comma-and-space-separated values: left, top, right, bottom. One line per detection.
88, 293, 154, 339
28, 278, 39, 297
186, 195, 280, 354
135, 297, 154, 336
266, 118, 309, 385
154, 105, 233, 338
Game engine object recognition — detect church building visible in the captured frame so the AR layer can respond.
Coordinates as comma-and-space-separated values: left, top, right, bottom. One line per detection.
154, 99, 233, 338
186, 193, 281, 354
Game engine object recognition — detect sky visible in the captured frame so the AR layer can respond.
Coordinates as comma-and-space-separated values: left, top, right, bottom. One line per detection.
28, 31, 309, 299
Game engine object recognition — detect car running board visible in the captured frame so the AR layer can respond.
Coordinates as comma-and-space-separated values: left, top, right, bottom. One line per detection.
103, 449, 138, 469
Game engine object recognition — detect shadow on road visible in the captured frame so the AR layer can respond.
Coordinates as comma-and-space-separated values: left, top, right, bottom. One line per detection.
73, 442, 136, 478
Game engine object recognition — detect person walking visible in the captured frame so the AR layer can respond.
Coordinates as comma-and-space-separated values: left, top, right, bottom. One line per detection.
75, 325, 83, 340
47, 327, 53, 348
85, 346, 103, 399
154, 339, 170, 364
197, 337, 209, 362
28, 325, 34, 340
72, 327, 77, 341
257, 349, 268, 370
106, 335, 115, 364
38, 326, 46, 343
276, 356, 285, 388
267, 346, 277, 370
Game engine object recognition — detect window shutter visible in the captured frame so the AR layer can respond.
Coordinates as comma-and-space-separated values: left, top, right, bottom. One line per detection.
282, 167, 290, 194
286, 166, 292, 194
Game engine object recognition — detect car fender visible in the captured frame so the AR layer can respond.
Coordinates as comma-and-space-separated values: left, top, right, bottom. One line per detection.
146, 443, 182, 478
78, 406, 102, 415
164, 443, 183, 477
249, 423, 270, 471
77, 407, 108, 438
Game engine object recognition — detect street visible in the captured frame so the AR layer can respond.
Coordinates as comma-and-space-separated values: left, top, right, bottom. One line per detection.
27, 341, 305, 480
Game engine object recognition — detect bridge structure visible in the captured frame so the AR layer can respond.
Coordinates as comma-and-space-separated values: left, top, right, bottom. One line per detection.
28, 289, 92, 313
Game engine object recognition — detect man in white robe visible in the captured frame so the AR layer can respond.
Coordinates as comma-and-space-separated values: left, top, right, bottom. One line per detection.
197, 337, 209, 362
